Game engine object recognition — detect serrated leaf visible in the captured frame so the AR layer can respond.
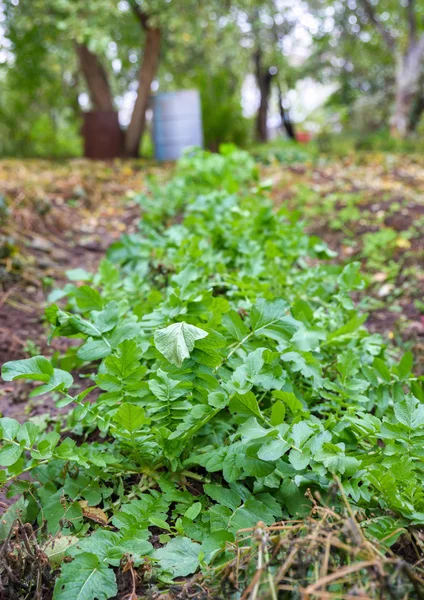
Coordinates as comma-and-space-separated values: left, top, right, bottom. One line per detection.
222, 310, 249, 340
337, 349, 360, 380
290, 326, 325, 351
394, 396, 424, 429
154, 322, 208, 366
338, 262, 363, 290
250, 298, 289, 331
114, 403, 148, 433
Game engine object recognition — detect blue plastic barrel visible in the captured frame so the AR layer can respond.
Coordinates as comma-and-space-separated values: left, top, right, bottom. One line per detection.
152, 90, 203, 161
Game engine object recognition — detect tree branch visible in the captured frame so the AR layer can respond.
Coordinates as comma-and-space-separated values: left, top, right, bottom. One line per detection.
358, 0, 396, 51
417, 32, 424, 57
407, 0, 417, 43
75, 43, 115, 112
128, 0, 149, 30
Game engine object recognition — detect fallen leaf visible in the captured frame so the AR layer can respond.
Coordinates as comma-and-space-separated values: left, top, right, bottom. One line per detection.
78, 501, 108, 525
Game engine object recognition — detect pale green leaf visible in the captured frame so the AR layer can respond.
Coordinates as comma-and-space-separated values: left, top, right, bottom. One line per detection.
153, 537, 201, 577
53, 552, 117, 600
154, 322, 208, 367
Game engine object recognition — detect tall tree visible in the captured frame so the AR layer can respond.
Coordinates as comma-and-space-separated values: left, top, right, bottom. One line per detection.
123, 4, 161, 157
357, 0, 424, 137
309, 0, 424, 138
241, 2, 298, 143
1, 0, 207, 157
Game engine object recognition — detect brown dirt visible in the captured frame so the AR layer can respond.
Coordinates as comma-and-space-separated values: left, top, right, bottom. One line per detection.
268, 154, 424, 371
0, 158, 162, 421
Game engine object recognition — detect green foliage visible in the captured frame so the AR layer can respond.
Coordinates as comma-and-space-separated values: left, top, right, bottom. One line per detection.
195, 69, 250, 150
1, 147, 423, 598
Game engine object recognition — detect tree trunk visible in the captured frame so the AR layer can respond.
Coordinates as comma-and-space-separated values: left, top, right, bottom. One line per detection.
254, 49, 274, 143
125, 26, 161, 157
391, 38, 424, 137
75, 43, 115, 112
277, 84, 296, 140
409, 85, 424, 132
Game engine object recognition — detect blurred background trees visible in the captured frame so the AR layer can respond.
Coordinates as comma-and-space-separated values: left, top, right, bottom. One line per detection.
0, 0, 424, 157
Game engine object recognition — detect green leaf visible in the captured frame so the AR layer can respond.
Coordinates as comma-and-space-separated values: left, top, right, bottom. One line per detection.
30, 368, 73, 397
149, 517, 171, 531
290, 326, 325, 351
291, 421, 313, 448
289, 449, 310, 470
201, 531, 234, 563
230, 392, 262, 418
77, 338, 111, 362
0, 497, 27, 541
43, 536, 79, 567
337, 349, 360, 380
153, 537, 201, 577
154, 322, 208, 367
17, 422, 39, 446
397, 351, 413, 380
184, 502, 202, 520
203, 483, 241, 511
0, 417, 21, 440
223, 449, 242, 482
257, 438, 290, 461
338, 262, 363, 290
222, 310, 249, 340
250, 298, 289, 331
66, 268, 92, 282
394, 396, 424, 429
0, 443, 23, 466
280, 480, 310, 517
272, 390, 303, 415
69, 316, 102, 337
148, 369, 191, 411
270, 401, 285, 425
1, 356, 53, 382
281, 351, 323, 388
91, 302, 119, 333
114, 403, 148, 433
75, 286, 104, 312
53, 552, 117, 600
373, 358, 391, 383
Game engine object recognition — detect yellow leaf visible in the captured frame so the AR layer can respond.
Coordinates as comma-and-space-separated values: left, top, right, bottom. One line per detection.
396, 238, 411, 249
78, 501, 108, 525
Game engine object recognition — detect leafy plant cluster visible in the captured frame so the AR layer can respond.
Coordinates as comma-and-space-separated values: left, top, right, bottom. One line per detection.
1, 145, 424, 599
